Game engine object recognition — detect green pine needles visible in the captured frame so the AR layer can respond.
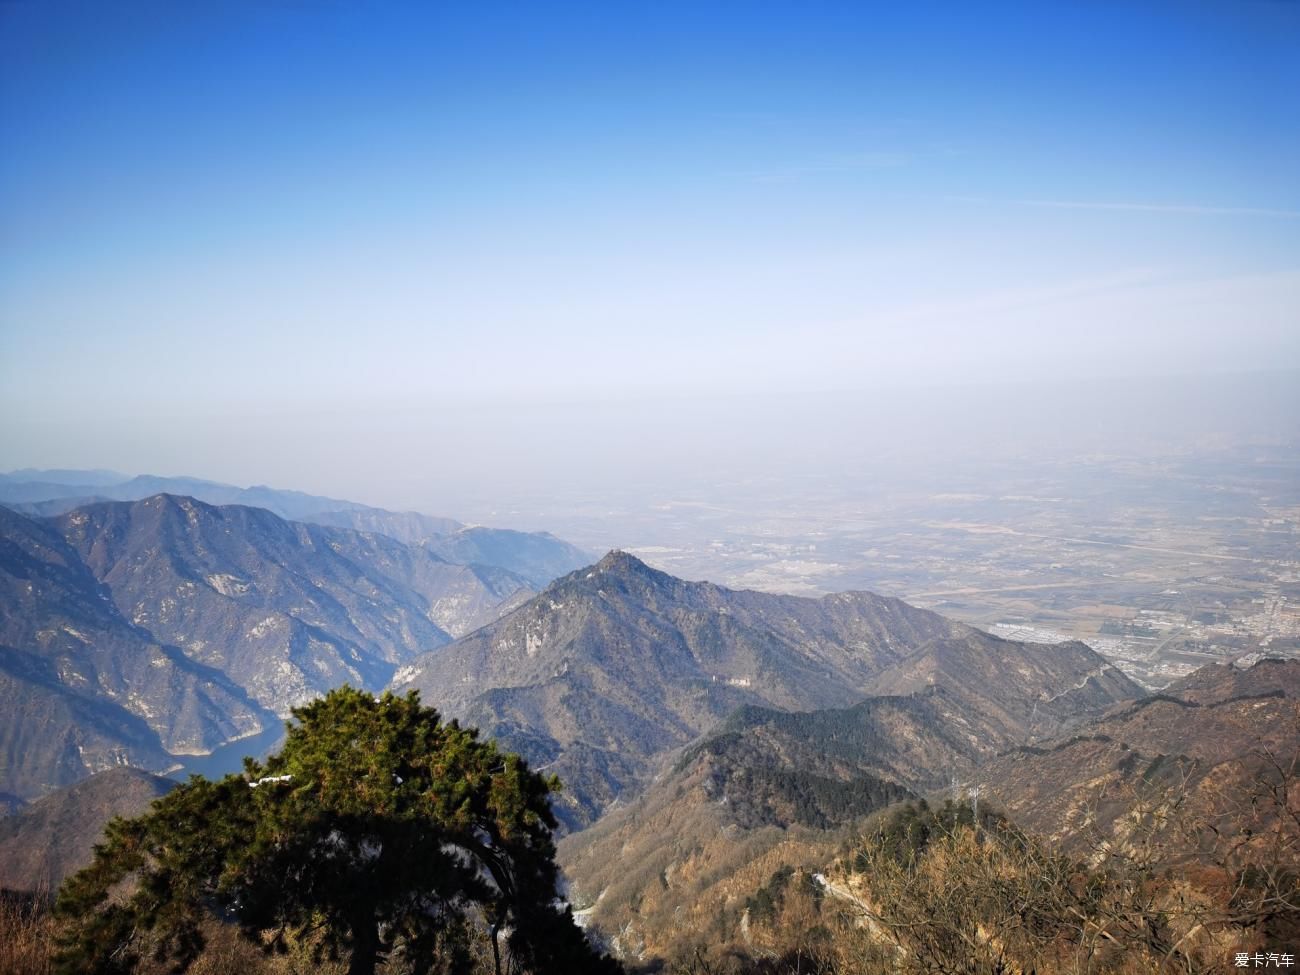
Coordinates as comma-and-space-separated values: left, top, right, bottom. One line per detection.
53, 687, 620, 975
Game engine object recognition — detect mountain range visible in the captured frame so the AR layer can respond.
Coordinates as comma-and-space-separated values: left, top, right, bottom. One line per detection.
0, 471, 384, 521
0, 486, 590, 805
1, 504, 258, 804
0, 469, 590, 588
394, 550, 1141, 827
2, 482, 1291, 973
556, 654, 1297, 960
554, 646, 1298, 959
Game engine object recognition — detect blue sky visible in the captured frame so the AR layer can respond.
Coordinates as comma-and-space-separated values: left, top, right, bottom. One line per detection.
1, 1, 1297, 502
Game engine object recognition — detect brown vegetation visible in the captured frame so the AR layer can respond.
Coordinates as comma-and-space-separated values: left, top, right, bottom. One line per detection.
648, 754, 1298, 975
0, 904, 504, 975
0, 892, 53, 975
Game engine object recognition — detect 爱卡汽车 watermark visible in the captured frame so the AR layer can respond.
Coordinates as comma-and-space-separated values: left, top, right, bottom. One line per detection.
1236, 952, 1295, 968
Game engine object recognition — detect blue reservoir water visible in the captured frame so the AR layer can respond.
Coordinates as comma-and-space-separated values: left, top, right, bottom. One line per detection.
168, 721, 287, 782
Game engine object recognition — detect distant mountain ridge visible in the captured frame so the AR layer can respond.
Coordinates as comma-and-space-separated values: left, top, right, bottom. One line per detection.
0, 469, 593, 586
0, 471, 397, 522
292, 507, 463, 546
395, 551, 1142, 827
2, 468, 126, 487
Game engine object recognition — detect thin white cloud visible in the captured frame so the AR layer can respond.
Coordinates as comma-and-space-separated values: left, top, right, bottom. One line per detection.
951, 196, 1300, 218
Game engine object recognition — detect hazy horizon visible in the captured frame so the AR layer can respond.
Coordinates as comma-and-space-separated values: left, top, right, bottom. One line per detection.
3, 369, 1296, 534
3, 1, 1298, 529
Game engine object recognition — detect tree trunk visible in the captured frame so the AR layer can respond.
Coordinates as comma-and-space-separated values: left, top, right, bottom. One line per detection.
349, 917, 380, 975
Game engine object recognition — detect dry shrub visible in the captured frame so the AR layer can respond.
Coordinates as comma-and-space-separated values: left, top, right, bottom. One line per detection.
0, 903, 486, 975
0, 891, 54, 975
829, 794, 1291, 975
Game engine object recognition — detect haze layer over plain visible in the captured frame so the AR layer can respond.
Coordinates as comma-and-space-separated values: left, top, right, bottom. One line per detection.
2, 2, 1299, 507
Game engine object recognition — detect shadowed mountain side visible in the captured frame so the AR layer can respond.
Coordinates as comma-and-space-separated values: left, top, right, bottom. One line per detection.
0, 657, 176, 802
52, 496, 457, 714
557, 688, 1016, 959
0, 767, 174, 893
563, 692, 993, 876
697, 687, 1030, 794
1, 495, 548, 803
396, 551, 1141, 828
0, 507, 265, 798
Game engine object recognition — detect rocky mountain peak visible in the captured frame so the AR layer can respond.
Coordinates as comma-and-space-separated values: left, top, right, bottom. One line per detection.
395, 555, 1137, 829
541, 549, 679, 601
592, 549, 658, 578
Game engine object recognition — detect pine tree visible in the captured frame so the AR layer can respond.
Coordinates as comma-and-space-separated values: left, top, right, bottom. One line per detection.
54, 687, 620, 975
